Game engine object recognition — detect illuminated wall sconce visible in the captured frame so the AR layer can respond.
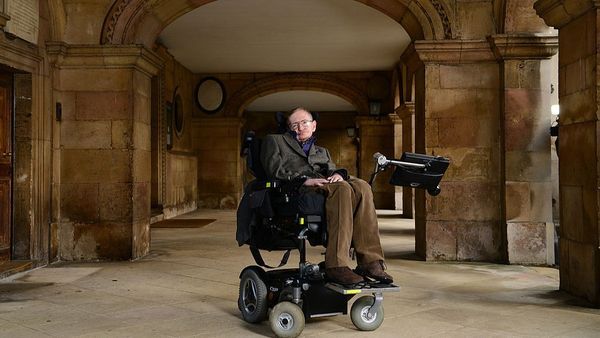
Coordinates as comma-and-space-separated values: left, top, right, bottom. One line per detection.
550, 104, 559, 138
551, 104, 560, 116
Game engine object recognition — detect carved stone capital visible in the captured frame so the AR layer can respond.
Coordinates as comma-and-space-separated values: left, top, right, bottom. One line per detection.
46, 42, 164, 77
534, 0, 600, 29
488, 34, 558, 60
414, 40, 496, 64
401, 43, 422, 71
395, 102, 415, 120
0, 12, 10, 29
389, 113, 402, 124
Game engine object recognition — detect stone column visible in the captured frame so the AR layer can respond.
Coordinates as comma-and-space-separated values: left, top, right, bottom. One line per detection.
390, 114, 403, 211
47, 43, 163, 260
192, 117, 244, 209
535, 0, 600, 306
356, 116, 395, 209
396, 102, 415, 218
413, 40, 504, 261
489, 34, 558, 265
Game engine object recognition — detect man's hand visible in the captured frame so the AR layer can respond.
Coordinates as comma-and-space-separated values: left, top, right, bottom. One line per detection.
327, 173, 344, 183
303, 178, 329, 187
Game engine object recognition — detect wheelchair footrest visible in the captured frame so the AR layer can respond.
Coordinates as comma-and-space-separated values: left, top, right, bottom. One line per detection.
325, 282, 400, 295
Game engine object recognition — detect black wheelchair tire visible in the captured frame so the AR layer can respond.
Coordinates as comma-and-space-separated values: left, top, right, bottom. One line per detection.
238, 268, 269, 323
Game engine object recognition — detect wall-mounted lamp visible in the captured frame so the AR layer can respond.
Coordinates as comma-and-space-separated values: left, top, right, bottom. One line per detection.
346, 126, 356, 138
369, 101, 381, 116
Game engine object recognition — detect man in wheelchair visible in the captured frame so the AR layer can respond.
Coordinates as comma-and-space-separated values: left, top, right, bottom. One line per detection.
260, 107, 393, 286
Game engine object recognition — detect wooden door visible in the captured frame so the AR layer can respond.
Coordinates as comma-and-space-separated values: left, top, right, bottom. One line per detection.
0, 73, 12, 262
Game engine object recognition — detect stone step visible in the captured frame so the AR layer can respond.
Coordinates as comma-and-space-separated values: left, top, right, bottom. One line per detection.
0, 260, 33, 279
150, 213, 164, 224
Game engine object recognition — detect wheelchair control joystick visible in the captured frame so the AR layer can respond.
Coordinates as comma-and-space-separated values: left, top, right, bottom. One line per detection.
369, 151, 449, 196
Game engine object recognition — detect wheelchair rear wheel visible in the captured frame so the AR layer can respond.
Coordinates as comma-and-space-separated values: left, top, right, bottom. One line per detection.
269, 301, 305, 338
350, 296, 384, 331
238, 268, 269, 323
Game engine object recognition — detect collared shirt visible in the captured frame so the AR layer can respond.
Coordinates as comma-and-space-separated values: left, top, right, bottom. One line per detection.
288, 130, 316, 156
300, 137, 316, 155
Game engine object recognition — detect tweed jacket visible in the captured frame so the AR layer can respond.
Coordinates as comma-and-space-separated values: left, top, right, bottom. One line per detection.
260, 133, 347, 181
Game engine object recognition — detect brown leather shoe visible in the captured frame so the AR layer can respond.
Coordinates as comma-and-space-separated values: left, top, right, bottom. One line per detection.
355, 260, 394, 284
325, 267, 365, 285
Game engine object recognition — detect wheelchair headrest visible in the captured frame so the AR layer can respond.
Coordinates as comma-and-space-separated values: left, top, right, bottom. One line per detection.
241, 131, 267, 179
275, 111, 288, 134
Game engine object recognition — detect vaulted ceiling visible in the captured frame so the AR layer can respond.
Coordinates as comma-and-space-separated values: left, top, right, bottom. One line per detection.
158, 0, 410, 111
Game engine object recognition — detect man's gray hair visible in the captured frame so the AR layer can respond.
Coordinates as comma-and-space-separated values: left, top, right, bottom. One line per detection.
288, 107, 313, 123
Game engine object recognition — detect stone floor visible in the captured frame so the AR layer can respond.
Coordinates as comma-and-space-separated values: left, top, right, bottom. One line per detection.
1, 209, 599, 337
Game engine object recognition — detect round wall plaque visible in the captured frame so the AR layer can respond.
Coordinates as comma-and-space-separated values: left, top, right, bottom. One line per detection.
195, 77, 226, 114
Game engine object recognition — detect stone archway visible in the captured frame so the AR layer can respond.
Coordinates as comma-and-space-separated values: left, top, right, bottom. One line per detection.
100, 0, 453, 47
224, 73, 367, 117
100, 0, 455, 257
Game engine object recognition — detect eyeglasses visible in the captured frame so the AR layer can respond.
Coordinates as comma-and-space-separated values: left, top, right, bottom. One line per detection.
289, 119, 314, 131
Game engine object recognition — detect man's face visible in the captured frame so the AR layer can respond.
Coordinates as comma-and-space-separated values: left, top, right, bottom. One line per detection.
288, 109, 316, 142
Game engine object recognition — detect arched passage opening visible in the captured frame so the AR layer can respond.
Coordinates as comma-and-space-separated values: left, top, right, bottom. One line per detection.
94, 0, 455, 261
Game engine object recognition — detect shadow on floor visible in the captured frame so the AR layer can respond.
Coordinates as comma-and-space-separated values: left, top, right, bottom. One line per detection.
379, 228, 416, 236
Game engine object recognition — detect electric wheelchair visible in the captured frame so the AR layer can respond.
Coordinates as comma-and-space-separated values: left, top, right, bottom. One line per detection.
236, 126, 449, 338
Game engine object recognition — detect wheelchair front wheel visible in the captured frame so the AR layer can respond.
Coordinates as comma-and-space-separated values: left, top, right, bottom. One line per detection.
238, 268, 268, 323
269, 301, 305, 338
350, 296, 384, 331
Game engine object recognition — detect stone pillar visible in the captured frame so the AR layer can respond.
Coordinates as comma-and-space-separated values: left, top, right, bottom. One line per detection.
535, 0, 600, 306
356, 116, 395, 209
489, 34, 558, 265
396, 102, 415, 218
47, 43, 163, 260
192, 117, 243, 209
413, 41, 504, 261
391, 114, 403, 211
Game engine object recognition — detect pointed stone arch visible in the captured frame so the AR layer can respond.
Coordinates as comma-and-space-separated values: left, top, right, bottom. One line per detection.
224, 73, 369, 117
100, 0, 453, 47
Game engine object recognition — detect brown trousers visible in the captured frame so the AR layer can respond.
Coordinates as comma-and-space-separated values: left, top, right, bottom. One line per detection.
317, 178, 384, 268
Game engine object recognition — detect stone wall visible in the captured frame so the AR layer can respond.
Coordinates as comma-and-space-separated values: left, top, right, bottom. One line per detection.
193, 71, 393, 117
62, 0, 113, 44
193, 118, 242, 209
163, 153, 197, 218
158, 48, 198, 217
